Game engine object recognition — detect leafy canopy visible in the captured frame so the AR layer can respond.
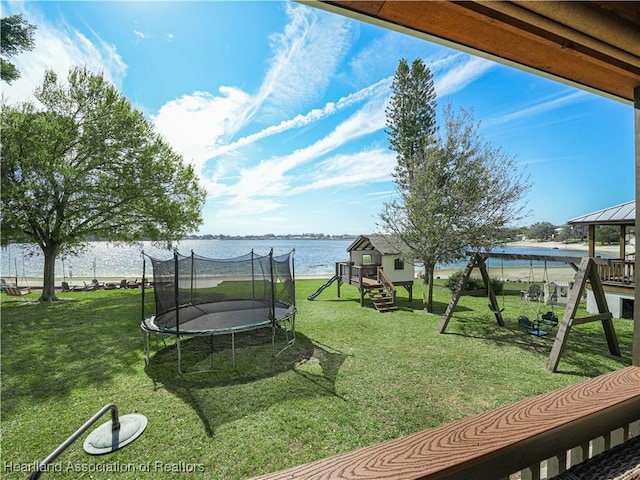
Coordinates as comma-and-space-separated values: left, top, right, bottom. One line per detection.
380, 58, 531, 311
1, 67, 206, 300
1, 14, 36, 83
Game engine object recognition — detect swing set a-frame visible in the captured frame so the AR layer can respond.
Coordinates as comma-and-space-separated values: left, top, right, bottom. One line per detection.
439, 251, 621, 372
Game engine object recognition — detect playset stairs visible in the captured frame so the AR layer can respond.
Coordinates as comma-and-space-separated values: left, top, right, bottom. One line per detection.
365, 284, 398, 312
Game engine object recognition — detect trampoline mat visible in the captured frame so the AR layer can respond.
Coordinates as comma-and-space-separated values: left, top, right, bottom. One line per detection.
143, 300, 294, 335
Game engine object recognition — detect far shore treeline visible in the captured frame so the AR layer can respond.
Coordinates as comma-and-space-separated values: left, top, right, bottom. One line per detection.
124, 222, 626, 245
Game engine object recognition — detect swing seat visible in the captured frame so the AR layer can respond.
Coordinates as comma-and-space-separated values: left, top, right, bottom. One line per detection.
488, 304, 504, 314
518, 315, 549, 337
540, 311, 559, 327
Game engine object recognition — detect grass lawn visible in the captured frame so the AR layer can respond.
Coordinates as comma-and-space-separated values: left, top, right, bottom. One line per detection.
1, 279, 634, 479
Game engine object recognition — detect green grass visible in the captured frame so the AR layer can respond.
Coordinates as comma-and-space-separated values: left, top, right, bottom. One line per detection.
1, 280, 634, 479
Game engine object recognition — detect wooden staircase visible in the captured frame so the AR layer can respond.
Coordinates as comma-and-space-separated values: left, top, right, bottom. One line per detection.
366, 284, 398, 312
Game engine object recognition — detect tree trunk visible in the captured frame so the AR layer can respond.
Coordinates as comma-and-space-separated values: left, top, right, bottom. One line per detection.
423, 262, 435, 313
39, 243, 59, 302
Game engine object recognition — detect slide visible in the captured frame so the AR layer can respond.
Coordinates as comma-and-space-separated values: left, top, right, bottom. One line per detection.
307, 275, 339, 301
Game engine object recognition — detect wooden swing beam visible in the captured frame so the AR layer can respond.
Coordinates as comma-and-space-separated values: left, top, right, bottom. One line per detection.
439, 252, 621, 373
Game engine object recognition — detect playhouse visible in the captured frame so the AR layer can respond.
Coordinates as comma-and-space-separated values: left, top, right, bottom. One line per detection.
321, 234, 415, 312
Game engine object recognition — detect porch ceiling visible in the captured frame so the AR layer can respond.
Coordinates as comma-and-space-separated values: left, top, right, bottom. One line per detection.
309, 1, 640, 104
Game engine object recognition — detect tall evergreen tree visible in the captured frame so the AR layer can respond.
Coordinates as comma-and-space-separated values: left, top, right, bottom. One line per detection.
381, 59, 531, 312
385, 58, 438, 190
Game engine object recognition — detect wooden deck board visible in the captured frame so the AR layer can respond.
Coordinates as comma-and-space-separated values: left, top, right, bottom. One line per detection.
251, 366, 640, 480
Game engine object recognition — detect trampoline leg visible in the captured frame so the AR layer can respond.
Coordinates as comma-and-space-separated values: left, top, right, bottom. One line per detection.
272, 324, 276, 357
210, 335, 214, 369
177, 336, 183, 375
144, 331, 150, 366
231, 331, 236, 368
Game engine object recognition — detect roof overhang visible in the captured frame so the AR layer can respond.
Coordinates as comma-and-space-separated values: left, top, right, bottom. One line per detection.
306, 1, 640, 105
347, 234, 403, 255
568, 200, 636, 226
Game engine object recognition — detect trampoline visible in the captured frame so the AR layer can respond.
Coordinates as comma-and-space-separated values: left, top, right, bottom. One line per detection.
141, 249, 296, 372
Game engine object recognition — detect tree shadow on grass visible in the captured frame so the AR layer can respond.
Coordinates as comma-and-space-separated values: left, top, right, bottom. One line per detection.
443, 312, 633, 377
1, 292, 143, 417
144, 330, 348, 436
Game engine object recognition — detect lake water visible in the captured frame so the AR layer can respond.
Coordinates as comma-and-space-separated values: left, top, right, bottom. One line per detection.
0, 239, 612, 283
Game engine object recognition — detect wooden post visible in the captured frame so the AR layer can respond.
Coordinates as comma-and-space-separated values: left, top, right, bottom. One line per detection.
439, 254, 478, 333
634, 85, 640, 368
588, 225, 596, 258
619, 225, 626, 258
547, 257, 620, 372
477, 256, 504, 326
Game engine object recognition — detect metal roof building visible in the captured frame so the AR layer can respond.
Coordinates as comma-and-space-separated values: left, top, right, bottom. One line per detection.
568, 201, 636, 226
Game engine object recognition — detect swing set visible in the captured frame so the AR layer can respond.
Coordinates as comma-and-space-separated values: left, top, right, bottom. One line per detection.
517, 261, 559, 337
439, 252, 621, 372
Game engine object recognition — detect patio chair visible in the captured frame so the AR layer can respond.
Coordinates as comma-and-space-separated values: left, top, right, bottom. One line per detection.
522, 284, 541, 301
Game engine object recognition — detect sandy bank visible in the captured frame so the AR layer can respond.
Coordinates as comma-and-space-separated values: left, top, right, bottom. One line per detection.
434, 265, 576, 282
507, 240, 632, 255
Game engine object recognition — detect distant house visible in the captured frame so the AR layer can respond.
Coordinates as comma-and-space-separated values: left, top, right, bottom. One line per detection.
568, 201, 635, 319
335, 234, 414, 312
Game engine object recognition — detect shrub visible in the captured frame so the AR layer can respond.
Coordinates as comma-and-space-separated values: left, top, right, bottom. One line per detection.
444, 270, 503, 294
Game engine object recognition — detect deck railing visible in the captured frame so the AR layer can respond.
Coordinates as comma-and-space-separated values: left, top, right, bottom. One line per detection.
336, 262, 378, 283
597, 258, 635, 285
252, 366, 640, 480
377, 266, 397, 303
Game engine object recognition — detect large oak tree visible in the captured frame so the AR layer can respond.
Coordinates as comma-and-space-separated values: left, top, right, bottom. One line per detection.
1, 14, 36, 83
380, 58, 531, 312
1, 67, 206, 302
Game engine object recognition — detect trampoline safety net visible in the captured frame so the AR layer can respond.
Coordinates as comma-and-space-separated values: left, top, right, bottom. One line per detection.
142, 249, 296, 335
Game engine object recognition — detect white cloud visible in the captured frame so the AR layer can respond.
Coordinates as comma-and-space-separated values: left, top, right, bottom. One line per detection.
208, 76, 392, 159
435, 56, 494, 97
290, 148, 395, 195
256, 2, 353, 121
151, 2, 355, 176
1, 3, 127, 104
484, 91, 589, 126
226, 89, 389, 198
134, 30, 148, 39
152, 87, 251, 173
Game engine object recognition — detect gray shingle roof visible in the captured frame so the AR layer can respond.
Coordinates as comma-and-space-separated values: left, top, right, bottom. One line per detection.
567, 200, 635, 226
346, 234, 405, 255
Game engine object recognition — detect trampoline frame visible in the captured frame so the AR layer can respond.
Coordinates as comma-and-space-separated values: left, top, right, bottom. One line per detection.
141, 249, 296, 373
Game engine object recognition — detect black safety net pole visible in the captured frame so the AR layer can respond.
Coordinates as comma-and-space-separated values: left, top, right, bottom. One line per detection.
251, 249, 255, 300
141, 252, 146, 325
190, 250, 195, 305
269, 249, 276, 323
291, 249, 296, 308
174, 251, 180, 336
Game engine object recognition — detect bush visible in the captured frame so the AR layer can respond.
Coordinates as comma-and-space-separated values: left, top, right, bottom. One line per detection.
444, 270, 503, 294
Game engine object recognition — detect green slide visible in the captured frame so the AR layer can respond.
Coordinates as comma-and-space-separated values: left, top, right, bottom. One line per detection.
307, 275, 339, 301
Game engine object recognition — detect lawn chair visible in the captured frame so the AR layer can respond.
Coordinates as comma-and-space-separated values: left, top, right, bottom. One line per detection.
522, 284, 541, 301
61, 282, 72, 292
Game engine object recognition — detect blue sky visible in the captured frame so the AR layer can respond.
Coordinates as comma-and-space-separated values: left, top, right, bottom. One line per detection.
2, 1, 635, 236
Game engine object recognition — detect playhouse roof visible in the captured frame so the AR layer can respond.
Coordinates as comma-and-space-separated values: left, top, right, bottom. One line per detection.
347, 234, 405, 255
567, 200, 635, 226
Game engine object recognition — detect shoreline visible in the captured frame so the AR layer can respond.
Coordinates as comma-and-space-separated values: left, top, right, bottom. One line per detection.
5, 241, 631, 289
505, 240, 631, 255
